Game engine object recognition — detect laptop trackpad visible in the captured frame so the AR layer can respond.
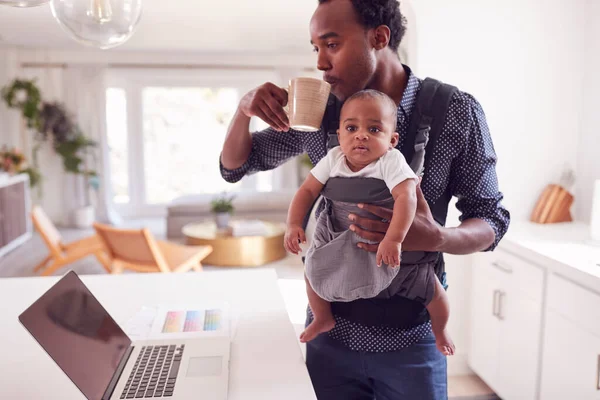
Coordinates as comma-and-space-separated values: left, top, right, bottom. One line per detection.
186, 356, 223, 377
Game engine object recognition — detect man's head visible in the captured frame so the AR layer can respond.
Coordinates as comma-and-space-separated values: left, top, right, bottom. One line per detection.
337, 89, 399, 170
310, 0, 407, 101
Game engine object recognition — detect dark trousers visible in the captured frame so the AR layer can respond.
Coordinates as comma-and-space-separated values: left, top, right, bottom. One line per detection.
306, 330, 447, 399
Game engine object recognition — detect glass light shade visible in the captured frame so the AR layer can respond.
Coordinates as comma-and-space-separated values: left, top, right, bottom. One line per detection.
0, 0, 49, 6
50, 0, 142, 49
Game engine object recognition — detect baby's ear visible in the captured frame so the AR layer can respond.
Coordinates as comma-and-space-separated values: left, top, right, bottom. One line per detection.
390, 132, 400, 147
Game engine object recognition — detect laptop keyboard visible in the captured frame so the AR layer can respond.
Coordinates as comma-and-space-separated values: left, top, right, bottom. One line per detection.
120, 344, 184, 398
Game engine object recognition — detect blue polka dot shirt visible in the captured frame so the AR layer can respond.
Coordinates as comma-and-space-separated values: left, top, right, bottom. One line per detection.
220, 65, 510, 352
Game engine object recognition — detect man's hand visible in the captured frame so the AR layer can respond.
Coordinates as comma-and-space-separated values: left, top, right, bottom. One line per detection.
284, 225, 306, 255
351, 183, 444, 253
376, 238, 402, 268
239, 83, 289, 132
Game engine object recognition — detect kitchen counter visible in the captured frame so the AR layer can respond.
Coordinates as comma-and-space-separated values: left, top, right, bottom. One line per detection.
500, 221, 600, 292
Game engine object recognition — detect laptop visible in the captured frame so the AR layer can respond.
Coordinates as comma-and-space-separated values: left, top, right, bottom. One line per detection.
18, 271, 230, 400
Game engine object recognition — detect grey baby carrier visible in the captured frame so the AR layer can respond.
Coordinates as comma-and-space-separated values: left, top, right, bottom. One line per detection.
303, 78, 457, 318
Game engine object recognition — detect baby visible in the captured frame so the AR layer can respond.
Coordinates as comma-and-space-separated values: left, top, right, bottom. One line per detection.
284, 89, 455, 355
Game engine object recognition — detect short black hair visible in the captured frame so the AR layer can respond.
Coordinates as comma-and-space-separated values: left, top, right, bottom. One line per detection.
343, 89, 398, 130
318, 0, 407, 52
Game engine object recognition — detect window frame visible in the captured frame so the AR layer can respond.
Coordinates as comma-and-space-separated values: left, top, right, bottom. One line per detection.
105, 68, 296, 218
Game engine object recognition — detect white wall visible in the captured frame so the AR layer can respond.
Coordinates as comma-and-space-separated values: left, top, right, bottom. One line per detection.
0, 47, 20, 148
576, 0, 600, 224
411, 0, 588, 375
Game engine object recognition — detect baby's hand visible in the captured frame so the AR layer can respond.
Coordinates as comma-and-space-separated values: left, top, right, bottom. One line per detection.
284, 225, 306, 255
376, 238, 402, 268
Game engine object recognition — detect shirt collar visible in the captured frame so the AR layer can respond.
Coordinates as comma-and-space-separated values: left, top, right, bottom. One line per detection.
398, 64, 421, 122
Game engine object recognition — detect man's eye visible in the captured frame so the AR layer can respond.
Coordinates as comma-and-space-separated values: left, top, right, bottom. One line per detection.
312, 47, 319, 53
327, 43, 337, 49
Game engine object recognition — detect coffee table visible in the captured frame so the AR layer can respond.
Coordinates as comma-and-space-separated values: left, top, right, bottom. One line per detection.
183, 220, 287, 267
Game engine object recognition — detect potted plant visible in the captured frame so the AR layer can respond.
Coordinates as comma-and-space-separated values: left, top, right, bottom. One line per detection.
210, 192, 235, 229
2, 79, 100, 227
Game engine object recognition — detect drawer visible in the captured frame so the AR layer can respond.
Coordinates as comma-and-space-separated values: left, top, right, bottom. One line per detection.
488, 248, 544, 303
547, 273, 600, 337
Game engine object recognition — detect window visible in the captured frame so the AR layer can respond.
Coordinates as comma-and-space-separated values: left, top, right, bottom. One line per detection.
105, 69, 295, 217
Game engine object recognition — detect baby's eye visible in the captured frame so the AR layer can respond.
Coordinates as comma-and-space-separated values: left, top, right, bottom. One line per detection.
369, 127, 381, 133
345, 125, 357, 132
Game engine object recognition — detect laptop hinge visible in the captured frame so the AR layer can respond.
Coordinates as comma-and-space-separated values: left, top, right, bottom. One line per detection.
102, 345, 135, 400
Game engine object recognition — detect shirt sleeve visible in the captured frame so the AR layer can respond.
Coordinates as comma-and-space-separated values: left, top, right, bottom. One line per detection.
450, 93, 511, 251
219, 126, 305, 183
380, 149, 418, 192
309, 146, 338, 184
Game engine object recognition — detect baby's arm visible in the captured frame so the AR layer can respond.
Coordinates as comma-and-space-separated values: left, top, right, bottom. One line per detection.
386, 178, 418, 243
375, 178, 418, 266
284, 173, 324, 254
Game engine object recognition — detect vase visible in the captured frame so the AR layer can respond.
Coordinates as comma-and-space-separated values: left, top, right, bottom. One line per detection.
73, 205, 95, 228
215, 212, 231, 229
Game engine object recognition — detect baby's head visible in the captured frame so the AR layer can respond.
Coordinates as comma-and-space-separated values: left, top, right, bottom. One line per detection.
337, 89, 399, 168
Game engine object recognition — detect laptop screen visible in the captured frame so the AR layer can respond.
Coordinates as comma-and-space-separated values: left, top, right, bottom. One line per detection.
19, 271, 131, 400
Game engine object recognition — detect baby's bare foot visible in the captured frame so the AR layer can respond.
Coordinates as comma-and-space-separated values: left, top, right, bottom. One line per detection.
299, 318, 336, 343
434, 328, 456, 356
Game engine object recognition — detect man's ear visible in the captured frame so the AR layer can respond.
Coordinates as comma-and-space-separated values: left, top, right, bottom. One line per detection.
371, 25, 391, 50
390, 132, 399, 148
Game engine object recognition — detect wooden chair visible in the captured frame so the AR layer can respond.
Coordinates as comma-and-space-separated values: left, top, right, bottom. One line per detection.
31, 206, 112, 276
93, 222, 212, 274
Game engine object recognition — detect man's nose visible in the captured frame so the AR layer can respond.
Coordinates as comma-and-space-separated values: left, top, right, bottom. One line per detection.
316, 52, 331, 71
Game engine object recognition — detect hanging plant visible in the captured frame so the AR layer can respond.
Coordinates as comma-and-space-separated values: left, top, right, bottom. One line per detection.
1, 78, 99, 191
0, 79, 42, 130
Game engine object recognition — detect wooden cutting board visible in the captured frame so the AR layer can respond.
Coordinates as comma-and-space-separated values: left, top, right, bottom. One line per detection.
530, 184, 573, 224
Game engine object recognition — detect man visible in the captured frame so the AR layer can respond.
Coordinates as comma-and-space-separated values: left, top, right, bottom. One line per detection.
220, 0, 510, 398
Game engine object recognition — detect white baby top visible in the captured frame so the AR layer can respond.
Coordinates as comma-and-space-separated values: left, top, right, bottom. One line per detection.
310, 146, 418, 192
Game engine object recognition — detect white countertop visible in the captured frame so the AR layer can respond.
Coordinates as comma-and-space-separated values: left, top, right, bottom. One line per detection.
500, 221, 600, 291
0, 269, 317, 400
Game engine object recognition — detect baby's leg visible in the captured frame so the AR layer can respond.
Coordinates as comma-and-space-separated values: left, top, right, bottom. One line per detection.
425, 275, 456, 356
301, 274, 336, 343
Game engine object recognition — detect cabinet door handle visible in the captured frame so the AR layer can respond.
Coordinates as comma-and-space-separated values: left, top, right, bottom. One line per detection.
492, 261, 513, 274
498, 291, 506, 320
597, 355, 600, 390
492, 290, 499, 317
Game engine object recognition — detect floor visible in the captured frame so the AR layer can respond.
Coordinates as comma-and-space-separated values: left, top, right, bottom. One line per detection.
0, 219, 496, 398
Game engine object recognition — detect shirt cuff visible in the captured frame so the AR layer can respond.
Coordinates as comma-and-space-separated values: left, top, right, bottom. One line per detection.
219, 153, 251, 183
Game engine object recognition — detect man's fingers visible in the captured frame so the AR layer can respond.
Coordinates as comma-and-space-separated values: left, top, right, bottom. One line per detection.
264, 96, 289, 129
267, 84, 288, 106
350, 215, 388, 234
357, 242, 378, 253
357, 203, 393, 220
351, 224, 385, 242
300, 230, 307, 244
258, 102, 286, 131
255, 106, 283, 131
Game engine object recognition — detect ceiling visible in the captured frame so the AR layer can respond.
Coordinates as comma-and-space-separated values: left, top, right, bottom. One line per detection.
0, 0, 317, 53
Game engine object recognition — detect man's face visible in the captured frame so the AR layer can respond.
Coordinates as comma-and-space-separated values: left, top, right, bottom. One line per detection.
337, 96, 399, 170
309, 0, 376, 101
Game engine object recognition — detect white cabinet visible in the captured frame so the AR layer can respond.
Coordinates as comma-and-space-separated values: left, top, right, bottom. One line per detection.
469, 249, 543, 400
539, 274, 600, 400
540, 310, 600, 400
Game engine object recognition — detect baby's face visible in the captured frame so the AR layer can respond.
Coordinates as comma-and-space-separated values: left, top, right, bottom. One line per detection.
337, 97, 399, 169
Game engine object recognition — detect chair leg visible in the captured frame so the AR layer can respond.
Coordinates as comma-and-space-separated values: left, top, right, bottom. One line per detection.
111, 260, 124, 275
34, 255, 52, 272
94, 251, 112, 273
41, 261, 65, 277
